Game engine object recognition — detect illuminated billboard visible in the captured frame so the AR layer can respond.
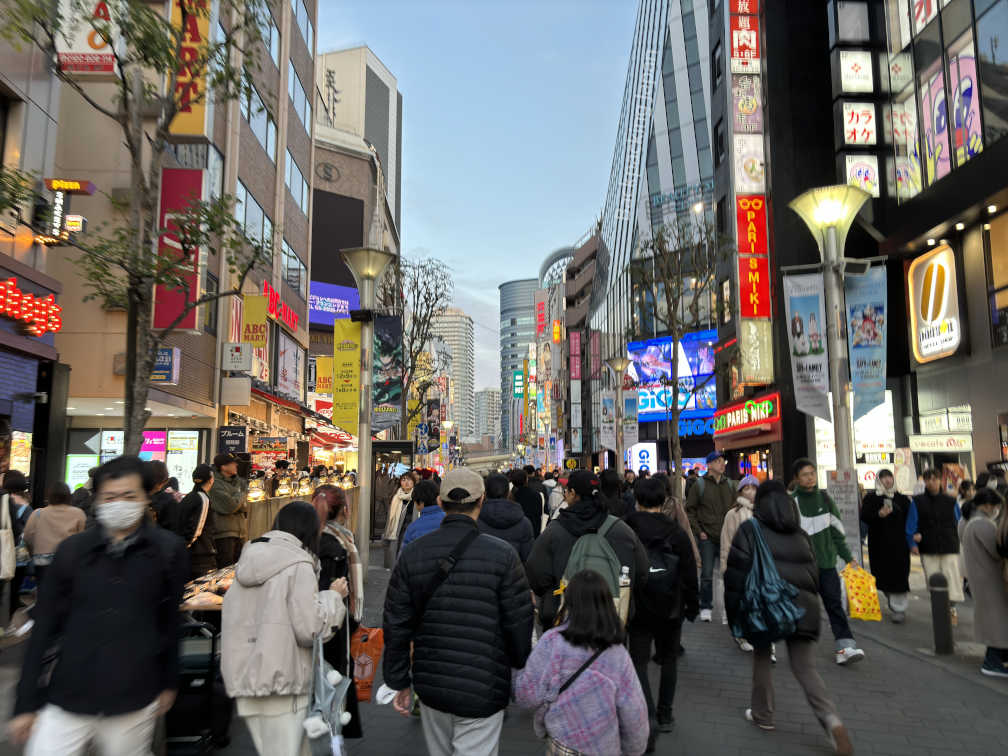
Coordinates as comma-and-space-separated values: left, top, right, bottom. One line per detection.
627, 329, 717, 423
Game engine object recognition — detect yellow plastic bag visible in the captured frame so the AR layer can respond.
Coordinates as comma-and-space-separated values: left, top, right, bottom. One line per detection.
841, 564, 882, 622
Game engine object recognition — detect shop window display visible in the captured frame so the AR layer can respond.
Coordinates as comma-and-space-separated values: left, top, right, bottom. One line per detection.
977, 0, 1008, 145
985, 213, 1008, 347
946, 30, 983, 167
916, 22, 952, 185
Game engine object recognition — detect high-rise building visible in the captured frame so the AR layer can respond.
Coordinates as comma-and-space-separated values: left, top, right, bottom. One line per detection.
432, 307, 475, 441
584, 0, 714, 463
499, 278, 538, 450
316, 46, 403, 230
474, 388, 502, 445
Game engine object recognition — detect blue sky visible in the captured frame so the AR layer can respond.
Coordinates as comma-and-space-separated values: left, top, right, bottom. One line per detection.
317, 0, 637, 389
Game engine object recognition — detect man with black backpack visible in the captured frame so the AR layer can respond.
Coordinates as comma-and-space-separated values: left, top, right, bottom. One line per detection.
625, 477, 698, 752
381, 467, 533, 756
526, 470, 649, 630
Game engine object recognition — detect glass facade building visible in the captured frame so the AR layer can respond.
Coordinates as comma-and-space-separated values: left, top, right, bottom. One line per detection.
499, 278, 539, 450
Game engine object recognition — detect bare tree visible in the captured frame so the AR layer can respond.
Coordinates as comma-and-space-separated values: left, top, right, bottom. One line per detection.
633, 216, 733, 500
377, 256, 454, 428
1, 0, 273, 454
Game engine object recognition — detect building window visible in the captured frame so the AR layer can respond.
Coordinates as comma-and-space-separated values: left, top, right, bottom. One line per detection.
203, 273, 218, 334
259, 11, 280, 67
241, 80, 277, 162
282, 240, 307, 299
712, 41, 723, 92
978, 0, 1008, 146
234, 180, 273, 244
714, 119, 725, 167
285, 150, 310, 215
291, 0, 314, 51
288, 59, 311, 133
986, 214, 1008, 346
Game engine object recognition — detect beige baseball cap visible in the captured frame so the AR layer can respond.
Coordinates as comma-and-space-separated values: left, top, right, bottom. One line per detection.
440, 467, 485, 505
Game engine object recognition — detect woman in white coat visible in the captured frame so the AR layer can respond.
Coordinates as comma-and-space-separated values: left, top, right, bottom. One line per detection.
222, 501, 348, 756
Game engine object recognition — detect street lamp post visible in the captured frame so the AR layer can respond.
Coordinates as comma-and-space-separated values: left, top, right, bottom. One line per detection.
788, 185, 871, 476
605, 356, 631, 475
340, 246, 395, 573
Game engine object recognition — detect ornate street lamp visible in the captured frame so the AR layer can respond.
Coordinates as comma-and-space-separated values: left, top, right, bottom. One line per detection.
605, 356, 632, 475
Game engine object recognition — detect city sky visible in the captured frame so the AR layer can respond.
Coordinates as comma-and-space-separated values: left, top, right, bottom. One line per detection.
317, 0, 636, 390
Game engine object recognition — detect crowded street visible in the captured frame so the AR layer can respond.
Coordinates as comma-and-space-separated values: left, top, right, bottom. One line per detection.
3, 0, 1008, 754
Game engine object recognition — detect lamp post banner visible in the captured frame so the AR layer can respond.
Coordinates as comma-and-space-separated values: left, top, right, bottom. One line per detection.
372, 315, 403, 432
622, 391, 639, 447
783, 273, 831, 421
600, 391, 617, 452
844, 266, 887, 421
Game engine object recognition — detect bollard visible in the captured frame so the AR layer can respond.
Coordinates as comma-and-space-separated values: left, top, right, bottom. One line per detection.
928, 572, 954, 655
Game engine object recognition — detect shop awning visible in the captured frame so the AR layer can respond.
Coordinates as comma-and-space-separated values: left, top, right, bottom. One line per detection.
715, 424, 782, 451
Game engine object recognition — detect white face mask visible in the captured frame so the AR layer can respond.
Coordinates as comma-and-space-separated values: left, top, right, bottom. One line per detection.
96, 500, 146, 531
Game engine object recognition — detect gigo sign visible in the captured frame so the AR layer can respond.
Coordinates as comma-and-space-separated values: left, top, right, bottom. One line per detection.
908, 245, 961, 364
714, 392, 780, 436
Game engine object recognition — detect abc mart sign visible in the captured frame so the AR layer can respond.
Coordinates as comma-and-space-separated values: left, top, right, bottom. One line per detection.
908, 245, 962, 364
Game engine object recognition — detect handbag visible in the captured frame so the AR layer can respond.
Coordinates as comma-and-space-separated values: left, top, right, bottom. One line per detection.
730, 520, 805, 646
0, 494, 16, 581
840, 563, 882, 622
536, 646, 605, 723
304, 621, 353, 756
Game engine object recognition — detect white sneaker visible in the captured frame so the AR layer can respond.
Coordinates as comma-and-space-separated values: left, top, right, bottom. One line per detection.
770, 644, 777, 664
699, 609, 712, 623
734, 637, 754, 652
835, 647, 865, 666
744, 708, 775, 731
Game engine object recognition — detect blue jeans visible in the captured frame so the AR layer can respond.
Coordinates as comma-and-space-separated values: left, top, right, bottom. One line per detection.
819, 568, 855, 649
699, 537, 717, 610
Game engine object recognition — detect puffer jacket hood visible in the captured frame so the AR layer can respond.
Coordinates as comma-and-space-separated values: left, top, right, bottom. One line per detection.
556, 498, 608, 536
234, 530, 313, 587
481, 498, 527, 530
624, 509, 678, 547
755, 485, 801, 534
478, 499, 535, 562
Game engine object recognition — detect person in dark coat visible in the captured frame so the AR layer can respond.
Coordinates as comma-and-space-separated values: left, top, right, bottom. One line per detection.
510, 468, 546, 537
525, 470, 650, 629
167, 464, 218, 579
724, 480, 852, 754
907, 468, 964, 620
9, 456, 189, 752
478, 473, 534, 562
860, 469, 911, 622
382, 468, 533, 755
145, 460, 175, 526
600, 469, 630, 518
625, 477, 698, 751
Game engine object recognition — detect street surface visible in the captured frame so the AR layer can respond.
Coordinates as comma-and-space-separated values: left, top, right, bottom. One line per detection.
0, 553, 1004, 755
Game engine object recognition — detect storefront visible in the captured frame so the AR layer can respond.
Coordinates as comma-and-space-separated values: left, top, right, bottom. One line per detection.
64, 427, 209, 491
0, 260, 68, 503
713, 392, 782, 482
814, 391, 899, 491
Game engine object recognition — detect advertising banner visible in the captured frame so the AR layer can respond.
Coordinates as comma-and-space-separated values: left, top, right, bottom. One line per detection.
783, 273, 831, 420
733, 134, 765, 192
276, 331, 304, 402
570, 427, 582, 455
217, 426, 247, 454
372, 316, 404, 432
250, 436, 287, 453
56, 0, 116, 73
569, 330, 581, 380
736, 195, 768, 257
151, 347, 181, 384
153, 168, 203, 330
513, 370, 524, 397
907, 245, 962, 364
738, 319, 774, 385
622, 391, 639, 447
626, 330, 717, 422
308, 281, 360, 326
242, 295, 269, 349
314, 356, 334, 395
600, 391, 617, 452
845, 266, 887, 420
426, 399, 441, 444
169, 0, 211, 137
729, 12, 761, 73
590, 330, 601, 378
332, 320, 362, 433
535, 289, 548, 338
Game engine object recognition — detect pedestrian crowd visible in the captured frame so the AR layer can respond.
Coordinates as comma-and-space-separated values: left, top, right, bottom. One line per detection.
0, 449, 1005, 756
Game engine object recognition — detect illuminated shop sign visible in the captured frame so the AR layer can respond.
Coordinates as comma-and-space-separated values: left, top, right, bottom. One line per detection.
714, 392, 780, 436
263, 279, 300, 331
0, 278, 63, 336
908, 245, 962, 364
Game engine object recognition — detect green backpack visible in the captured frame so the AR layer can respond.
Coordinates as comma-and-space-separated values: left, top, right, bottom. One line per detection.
561, 516, 623, 597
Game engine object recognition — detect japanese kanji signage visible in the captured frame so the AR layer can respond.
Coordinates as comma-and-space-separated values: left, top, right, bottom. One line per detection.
736, 195, 768, 257
732, 74, 763, 134
730, 13, 760, 74
839, 50, 873, 94
842, 102, 877, 145
738, 256, 771, 318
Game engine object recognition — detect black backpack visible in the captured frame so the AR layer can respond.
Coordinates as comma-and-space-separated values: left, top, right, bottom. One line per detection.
640, 537, 682, 619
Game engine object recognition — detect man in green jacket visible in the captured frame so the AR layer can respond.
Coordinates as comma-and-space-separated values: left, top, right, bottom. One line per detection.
209, 453, 247, 567
685, 450, 735, 622
792, 457, 866, 666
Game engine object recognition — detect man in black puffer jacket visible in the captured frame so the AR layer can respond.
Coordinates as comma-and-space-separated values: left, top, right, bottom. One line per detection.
724, 480, 853, 755
382, 467, 533, 756
526, 470, 649, 629
478, 473, 534, 562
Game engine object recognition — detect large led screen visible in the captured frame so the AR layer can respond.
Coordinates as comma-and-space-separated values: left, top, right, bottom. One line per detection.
627, 329, 717, 422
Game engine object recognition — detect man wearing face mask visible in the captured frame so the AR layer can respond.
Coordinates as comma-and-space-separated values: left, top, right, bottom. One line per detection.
8, 456, 189, 755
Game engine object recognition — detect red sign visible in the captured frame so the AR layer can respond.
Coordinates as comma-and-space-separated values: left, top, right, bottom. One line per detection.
590, 330, 601, 378
730, 14, 760, 63
730, 0, 759, 13
569, 330, 581, 380
736, 195, 768, 257
552, 319, 562, 343
738, 255, 772, 318
153, 168, 202, 330
714, 392, 780, 437
536, 301, 547, 336
262, 280, 300, 331
0, 278, 63, 336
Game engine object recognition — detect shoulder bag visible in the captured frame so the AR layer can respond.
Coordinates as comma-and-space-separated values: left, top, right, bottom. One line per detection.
0, 494, 16, 581
537, 645, 605, 723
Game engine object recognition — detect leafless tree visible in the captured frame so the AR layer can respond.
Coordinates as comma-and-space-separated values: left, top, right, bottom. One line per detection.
377, 256, 454, 428
633, 216, 733, 500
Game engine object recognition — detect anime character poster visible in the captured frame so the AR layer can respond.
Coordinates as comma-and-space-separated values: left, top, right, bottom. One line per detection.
784, 274, 830, 421
845, 267, 887, 420
372, 316, 403, 432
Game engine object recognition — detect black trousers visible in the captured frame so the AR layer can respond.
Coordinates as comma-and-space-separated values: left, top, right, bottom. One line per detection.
213, 537, 243, 568
628, 615, 683, 717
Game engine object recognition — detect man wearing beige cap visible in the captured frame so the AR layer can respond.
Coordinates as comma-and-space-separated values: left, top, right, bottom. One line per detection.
382, 467, 533, 756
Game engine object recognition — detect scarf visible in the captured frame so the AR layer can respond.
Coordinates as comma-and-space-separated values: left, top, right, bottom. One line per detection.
325, 520, 363, 623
